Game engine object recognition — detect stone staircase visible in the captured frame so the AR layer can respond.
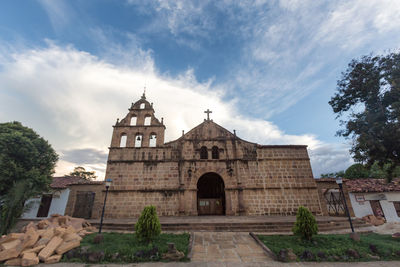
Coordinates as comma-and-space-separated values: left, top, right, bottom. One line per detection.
90, 216, 370, 232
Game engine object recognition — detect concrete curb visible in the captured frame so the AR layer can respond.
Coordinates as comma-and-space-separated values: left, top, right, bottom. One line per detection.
249, 232, 277, 261
187, 231, 194, 260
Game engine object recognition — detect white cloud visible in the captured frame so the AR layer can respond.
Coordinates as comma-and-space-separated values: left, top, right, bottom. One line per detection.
126, 0, 216, 38
0, 44, 351, 178
309, 143, 354, 177
38, 0, 74, 32
315, 0, 400, 49
49, 0, 400, 121
228, 0, 400, 117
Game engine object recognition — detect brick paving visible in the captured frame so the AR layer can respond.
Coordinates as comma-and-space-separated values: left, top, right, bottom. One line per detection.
190, 232, 273, 263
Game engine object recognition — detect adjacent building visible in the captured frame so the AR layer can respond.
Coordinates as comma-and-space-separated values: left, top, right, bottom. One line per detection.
22, 176, 103, 219
346, 178, 400, 222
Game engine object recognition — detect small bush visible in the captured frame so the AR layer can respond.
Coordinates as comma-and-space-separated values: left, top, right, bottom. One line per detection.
292, 206, 318, 240
135, 206, 161, 243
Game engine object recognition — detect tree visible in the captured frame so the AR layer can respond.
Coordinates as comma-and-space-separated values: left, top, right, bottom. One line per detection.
0, 122, 58, 234
292, 206, 318, 240
369, 161, 400, 179
135, 206, 161, 244
69, 166, 97, 180
329, 52, 400, 181
344, 163, 369, 179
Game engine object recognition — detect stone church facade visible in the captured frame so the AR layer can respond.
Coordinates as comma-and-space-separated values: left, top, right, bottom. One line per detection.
104, 94, 323, 218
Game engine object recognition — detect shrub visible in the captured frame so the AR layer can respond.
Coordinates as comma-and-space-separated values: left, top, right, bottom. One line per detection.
292, 206, 318, 240
135, 206, 161, 243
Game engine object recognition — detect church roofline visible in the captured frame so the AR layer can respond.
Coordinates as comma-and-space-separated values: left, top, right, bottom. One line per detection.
164, 119, 261, 146
164, 120, 309, 148
256, 145, 308, 149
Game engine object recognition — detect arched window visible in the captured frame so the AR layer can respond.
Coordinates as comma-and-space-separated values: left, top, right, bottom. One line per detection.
135, 134, 143, 147
149, 133, 157, 147
144, 116, 151, 126
212, 146, 219, 159
200, 146, 208, 159
140, 103, 145, 109
130, 116, 137, 126
120, 134, 127, 147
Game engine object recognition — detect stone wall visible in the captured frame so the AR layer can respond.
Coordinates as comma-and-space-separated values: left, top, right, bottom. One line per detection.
106, 161, 180, 191
242, 188, 321, 215
104, 144, 322, 217
105, 191, 180, 218
104, 110, 323, 217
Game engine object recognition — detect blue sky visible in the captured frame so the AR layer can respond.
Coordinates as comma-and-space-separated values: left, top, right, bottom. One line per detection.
1, 0, 400, 178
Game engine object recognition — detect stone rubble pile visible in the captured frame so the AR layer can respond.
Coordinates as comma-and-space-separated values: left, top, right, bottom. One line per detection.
362, 214, 386, 226
0, 214, 96, 266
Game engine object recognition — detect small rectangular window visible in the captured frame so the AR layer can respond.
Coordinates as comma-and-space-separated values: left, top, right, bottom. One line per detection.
130, 116, 137, 125
144, 116, 151, 126
120, 135, 127, 147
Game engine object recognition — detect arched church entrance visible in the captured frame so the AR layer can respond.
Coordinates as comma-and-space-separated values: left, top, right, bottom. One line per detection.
197, 172, 225, 215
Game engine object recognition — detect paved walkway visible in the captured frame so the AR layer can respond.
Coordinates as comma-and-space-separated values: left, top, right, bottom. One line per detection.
191, 232, 272, 263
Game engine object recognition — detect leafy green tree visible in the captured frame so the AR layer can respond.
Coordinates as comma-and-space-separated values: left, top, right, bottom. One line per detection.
369, 162, 400, 179
292, 206, 318, 240
344, 163, 369, 179
135, 206, 161, 244
329, 52, 400, 181
69, 166, 97, 180
0, 122, 58, 234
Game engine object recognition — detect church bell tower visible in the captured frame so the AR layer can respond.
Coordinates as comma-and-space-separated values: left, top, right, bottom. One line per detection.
110, 93, 165, 148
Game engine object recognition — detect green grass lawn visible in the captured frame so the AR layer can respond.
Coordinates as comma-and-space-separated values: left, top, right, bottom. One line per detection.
258, 233, 400, 261
63, 232, 190, 263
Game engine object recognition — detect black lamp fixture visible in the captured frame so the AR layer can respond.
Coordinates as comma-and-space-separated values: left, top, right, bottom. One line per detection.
335, 177, 354, 233
99, 178, 112, 234
188, 168, 192, 178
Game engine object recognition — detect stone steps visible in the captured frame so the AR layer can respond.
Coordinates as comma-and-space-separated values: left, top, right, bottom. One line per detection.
92, 218, 370, 232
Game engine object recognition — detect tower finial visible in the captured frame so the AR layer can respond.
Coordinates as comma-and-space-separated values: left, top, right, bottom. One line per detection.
141, 86, 146, 100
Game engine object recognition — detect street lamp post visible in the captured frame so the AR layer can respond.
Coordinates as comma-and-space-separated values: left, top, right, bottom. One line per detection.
99, 178, 112, 234
336, 177, 354, 233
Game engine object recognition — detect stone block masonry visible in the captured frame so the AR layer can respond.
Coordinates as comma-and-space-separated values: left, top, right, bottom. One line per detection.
103, 95, 323, 218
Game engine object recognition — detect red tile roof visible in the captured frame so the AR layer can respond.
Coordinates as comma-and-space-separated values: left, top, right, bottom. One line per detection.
345, 178, 400, 193
315, 178, 349, 183
50, 176, 104, 189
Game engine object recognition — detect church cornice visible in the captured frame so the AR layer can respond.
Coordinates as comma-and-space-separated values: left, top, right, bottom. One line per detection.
107, 185, 318, 193
107, 157, 311, 164
112, 125, 166, 129
128, 107, 155, 112
108, 146, 171, 149
257, 145, 308, 149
